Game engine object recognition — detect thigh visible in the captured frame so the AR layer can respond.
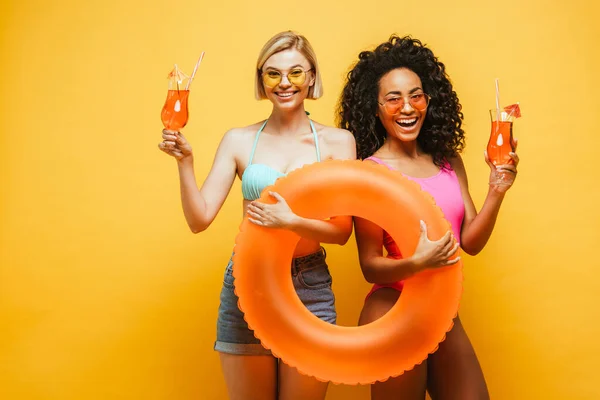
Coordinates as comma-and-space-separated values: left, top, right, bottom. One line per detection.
427, 316, 489, 400
215, 259, 272, 355
359, 288, 428, 400
278, 361, 329, 400
219, 353, 278, 400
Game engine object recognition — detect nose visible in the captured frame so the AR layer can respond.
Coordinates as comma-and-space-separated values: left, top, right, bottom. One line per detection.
401, 99, 415, 113
279, 74, 292, 89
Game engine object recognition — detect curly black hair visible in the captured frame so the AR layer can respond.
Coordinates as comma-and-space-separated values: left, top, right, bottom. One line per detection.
337, 35, 465, 165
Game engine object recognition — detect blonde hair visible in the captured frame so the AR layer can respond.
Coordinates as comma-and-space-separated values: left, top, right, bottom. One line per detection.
254, 31, 323, 100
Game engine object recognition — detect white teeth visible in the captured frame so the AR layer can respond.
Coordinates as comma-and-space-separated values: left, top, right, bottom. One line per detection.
278, 92, 294, 97
398, 118, 417, 124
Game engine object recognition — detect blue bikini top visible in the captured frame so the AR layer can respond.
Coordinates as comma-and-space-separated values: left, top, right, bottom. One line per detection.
241, 119, 321, 201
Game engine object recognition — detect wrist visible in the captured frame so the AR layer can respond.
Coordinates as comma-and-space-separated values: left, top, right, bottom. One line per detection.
177, 154, 194, 167
406, 255, 426, 275
286, 214, 304, 231
487, 186, 507, 200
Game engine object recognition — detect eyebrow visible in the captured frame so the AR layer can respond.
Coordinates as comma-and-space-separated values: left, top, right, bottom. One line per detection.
263, 64, 306, 71
384, 87, 424, 96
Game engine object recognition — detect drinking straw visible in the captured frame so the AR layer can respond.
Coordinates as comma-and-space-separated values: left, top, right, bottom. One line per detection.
495, 78, 501, 121
186, 51, 205, 90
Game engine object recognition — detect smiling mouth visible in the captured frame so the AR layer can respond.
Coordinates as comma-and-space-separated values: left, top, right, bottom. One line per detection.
275, 91, 298, 99
396, 117, 418, 128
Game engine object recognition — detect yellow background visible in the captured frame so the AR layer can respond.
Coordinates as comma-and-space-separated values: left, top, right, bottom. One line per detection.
1, 0, 599, 399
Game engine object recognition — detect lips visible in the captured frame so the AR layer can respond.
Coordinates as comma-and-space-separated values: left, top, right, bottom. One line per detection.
275, 91, 298, 99
396, 117, 418, 128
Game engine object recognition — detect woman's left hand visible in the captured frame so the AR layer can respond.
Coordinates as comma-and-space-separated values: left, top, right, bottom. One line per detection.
486, 140, 520, 194
247, 191, 299, 229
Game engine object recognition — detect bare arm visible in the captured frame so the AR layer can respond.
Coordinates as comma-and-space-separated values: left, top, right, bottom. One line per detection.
160, 129, 239, 233
354, 217, 460, 284
450, 151, 519, 255
248, 192, 354, 245
354, 217, 420, 283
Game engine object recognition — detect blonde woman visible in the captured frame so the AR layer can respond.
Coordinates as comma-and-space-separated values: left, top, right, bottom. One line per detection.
158, 31, 356, 399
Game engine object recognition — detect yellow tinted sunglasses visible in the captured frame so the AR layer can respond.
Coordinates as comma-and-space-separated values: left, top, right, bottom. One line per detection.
261, 68, 313, 88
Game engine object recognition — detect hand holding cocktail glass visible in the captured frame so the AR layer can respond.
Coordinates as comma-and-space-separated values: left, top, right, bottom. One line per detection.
486, 79, 521, 190
158, 52, 204, 160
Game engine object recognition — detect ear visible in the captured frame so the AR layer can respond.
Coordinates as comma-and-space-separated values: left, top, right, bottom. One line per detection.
309, 69, 316, 87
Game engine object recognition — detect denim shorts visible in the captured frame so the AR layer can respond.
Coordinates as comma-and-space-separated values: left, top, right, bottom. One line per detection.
214, 247, 336, 355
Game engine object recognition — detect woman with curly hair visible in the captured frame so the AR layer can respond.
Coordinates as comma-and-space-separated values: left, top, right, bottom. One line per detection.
337, 35, 520, 399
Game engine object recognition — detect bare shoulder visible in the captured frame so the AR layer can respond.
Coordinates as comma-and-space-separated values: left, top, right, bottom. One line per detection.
220, 121, 265, 151
311, 121, 355, 150
224, 121, 264, 140
448, 154, 465, 170
448, 154, 469, 186
317, 123, 355, 145
317, 123, 356, 159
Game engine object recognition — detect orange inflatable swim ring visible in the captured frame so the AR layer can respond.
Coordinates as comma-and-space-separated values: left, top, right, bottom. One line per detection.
232, 159, 462, 385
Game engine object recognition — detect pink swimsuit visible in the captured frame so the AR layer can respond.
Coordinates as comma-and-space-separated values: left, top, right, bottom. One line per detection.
365, 156, 465, 296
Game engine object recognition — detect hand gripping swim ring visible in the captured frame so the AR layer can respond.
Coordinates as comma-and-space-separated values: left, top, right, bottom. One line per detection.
232, 160, 462, 385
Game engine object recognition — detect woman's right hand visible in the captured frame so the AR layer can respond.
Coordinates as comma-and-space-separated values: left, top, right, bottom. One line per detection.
411, 220, 460, 271
158, 129, 193, 161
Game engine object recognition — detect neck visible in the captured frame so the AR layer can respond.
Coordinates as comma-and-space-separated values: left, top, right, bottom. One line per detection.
382, 135, 422, 159
266, 105, 310, 136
